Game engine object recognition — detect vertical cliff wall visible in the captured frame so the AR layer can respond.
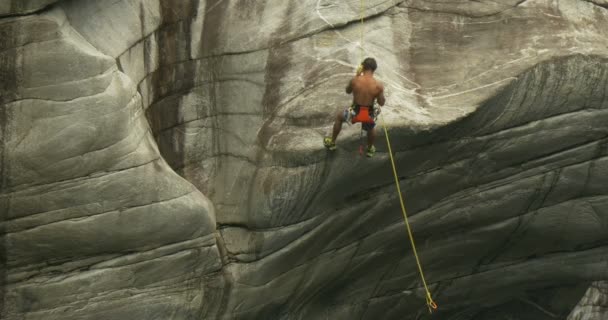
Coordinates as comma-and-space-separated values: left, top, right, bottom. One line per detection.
1, 0, 608, 319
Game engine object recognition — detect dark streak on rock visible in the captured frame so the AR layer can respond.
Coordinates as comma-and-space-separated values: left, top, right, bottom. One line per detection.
133, 3, 227, 316
0, 0, 56, 18
203, 8, 222, 200
582, 0, 608, 9
398, 0, 529, 18
145, 0, 200, 174
197, 1, 233, 317
247, 1, 297, 225
139, 3, 148, 102
0, 14, 17, 318
244, 1, 298, 233
538, 169, 561, 209
259, 35, 293, 145
10, 0, 26, 15
201, 0, 223, 57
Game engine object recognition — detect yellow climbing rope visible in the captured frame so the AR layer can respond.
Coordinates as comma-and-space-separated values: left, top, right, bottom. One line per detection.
357, 0, 438, 314
359, 0, 365, 61
381, 114, 438, 314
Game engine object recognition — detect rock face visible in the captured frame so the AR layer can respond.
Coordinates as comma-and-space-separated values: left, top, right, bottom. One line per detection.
0, 4, 219, 320
1, 0, 608, 319
0, 0, 58, 17
569, 281, 608, 320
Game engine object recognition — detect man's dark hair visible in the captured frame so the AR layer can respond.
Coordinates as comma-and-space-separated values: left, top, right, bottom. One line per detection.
361, 57, 377, 72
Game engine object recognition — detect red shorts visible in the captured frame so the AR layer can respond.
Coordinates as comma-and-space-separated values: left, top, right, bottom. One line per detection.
352, 106, 374, 124
344, 105, 376, 131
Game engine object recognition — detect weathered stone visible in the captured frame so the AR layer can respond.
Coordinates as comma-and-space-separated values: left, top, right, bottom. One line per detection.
0, 0, 58, 17
569, 281, 608, 320
0, 6, 219, 320
1, 0, 608, 319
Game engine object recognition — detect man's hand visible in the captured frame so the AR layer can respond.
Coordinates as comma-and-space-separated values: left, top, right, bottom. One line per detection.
346, 78, 354, 94
356, 64, 363, 76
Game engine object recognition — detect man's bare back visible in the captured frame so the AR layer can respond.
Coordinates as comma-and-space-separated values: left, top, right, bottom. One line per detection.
347, 73, 386, 107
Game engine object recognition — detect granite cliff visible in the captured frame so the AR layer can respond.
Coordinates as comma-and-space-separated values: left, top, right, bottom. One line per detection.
1, 0, 608, 319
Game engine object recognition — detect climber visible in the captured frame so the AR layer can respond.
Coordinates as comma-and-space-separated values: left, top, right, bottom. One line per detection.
323, 57, 386, 157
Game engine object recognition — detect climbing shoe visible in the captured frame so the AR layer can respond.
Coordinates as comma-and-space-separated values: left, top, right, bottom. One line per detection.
366, 145, 376, 158
323, 137, 337, 151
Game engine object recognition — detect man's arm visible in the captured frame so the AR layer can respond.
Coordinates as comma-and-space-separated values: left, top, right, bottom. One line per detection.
346, 78, 354, 94
377, 83, 386, 106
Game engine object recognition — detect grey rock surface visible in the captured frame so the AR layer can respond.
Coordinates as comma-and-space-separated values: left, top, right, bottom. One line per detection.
0, 0, 59, 17
0, 6, 220, 320
569, 281, 608, 320
1, 0, 608, 319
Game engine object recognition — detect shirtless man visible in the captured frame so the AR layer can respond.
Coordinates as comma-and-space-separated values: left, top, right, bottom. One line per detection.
324, 57, 386, 157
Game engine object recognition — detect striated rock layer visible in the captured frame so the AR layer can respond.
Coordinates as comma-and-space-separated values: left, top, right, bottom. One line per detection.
569, 281, 608, 320
0, 4, 220, 320
0, 0, 58, 17
1, 0, 608, 319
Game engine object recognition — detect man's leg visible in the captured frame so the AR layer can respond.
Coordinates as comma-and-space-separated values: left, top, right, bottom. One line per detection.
367, 127, 376, 148
325, 109, 347, 150
332, 110, 346, 142
365, 124, 376, 157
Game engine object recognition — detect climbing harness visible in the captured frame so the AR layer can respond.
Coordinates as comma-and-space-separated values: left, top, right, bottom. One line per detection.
358, 0, 438, 314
